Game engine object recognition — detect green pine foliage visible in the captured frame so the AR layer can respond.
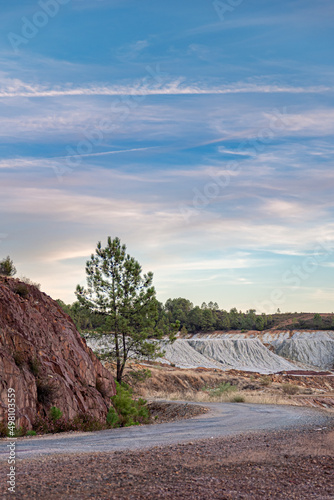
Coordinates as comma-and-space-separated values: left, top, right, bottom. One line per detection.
107, 381, 150, 428
0, 256, 16, 277
75, 237, 178, 383
49, 406, 63, 421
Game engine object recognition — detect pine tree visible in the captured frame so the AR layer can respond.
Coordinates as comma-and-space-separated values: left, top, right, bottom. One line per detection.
0, 256, 16, 277
76, 237, 176, 383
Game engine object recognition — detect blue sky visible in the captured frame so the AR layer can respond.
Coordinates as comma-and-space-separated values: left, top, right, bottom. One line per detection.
1, 0, 334, 312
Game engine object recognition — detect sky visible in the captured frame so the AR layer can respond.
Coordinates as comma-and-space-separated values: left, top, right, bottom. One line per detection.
0, 0, 334, 313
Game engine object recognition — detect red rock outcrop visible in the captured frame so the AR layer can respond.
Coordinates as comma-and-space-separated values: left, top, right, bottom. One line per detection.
0, 277, 116, 429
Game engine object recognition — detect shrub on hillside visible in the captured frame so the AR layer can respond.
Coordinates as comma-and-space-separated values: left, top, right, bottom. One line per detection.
20, 276, 41, 290
259, 376, 272, 387
282, 383, 299, 395
28, 356, 41, 376
107, 381, 150, 428
36, 379, 57, 406
13, 351, 25, 367
49, 406, 63, 421
14, 283, 29, 298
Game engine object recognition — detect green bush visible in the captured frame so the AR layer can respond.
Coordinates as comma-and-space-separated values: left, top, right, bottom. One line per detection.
26, 430, 37, 436
49, 406, 63, 421
107, 381, 150, 428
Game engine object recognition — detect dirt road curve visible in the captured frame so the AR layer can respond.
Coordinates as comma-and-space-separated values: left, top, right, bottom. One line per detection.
0, 402, 331, 460
0, 403, 333, 499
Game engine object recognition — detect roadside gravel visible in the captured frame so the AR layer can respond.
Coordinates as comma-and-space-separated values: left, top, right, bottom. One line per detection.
1, 421, 333, 499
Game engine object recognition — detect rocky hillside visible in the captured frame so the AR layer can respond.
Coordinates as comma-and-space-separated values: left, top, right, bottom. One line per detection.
0, 277, 116, 430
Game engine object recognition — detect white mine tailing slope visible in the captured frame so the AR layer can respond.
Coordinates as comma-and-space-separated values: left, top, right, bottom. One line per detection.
161, 340, 222, 370
188, 331, 334, 370
86, 331, 334, 372
162, 339, 299, 374
274, 339, 334, 370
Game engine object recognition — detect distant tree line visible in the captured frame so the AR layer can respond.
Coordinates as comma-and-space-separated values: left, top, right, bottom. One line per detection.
57, 297, 276, 334
57, 297, 334, 334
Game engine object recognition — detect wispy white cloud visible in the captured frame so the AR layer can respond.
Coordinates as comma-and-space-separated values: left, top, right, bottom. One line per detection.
0, 78, 332, 98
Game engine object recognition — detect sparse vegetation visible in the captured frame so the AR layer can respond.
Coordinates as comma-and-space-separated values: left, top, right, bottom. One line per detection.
33, 412, 104, 434
282, 383, 300, 395
259, 376, 272, 387
14, 283, 29, 298
0, 422, 8, 438
231, 395, 245, 403
206, 382, 238, 397
13, 351, 25, 367
28, 356, 40, 376
20, 276, 41, 289
127, 368, 152, 384
122, 363, 332, 408
36, 379, 57, 406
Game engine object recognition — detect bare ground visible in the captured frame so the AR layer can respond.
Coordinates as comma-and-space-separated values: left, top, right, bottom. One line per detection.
1, 423, 333, 499
114, 361, 334, 409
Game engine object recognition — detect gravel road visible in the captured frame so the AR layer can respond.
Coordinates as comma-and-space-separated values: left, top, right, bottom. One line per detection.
0, 402, 331, 461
